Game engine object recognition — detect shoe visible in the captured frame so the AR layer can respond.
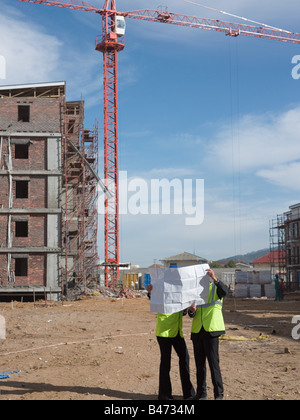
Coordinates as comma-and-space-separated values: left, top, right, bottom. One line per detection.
186, 394, 198, 400
215, 395, 223, 400
187, 394, 207, 400
185, 394, 196, 400
158, 395, 173, 400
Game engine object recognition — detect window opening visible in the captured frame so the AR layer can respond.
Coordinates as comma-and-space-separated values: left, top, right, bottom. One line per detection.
18, 105, 30, 122
16, 181, 29, 198
15, 144, 29, 159
15, 221, 28, 237
15, 258, 28, 277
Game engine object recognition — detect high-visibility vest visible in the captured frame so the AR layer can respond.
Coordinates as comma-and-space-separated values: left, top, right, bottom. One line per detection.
191, 282, 225, 334
156, 312, 184, 338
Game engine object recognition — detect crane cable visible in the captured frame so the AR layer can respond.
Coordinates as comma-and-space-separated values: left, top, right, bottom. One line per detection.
228, 38, 242, 257
182, 0, 292, 34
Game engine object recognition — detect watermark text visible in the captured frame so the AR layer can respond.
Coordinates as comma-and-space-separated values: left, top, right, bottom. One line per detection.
292, 55, 300, 80
291, 315, 300, 340
98, 171, 205, 226
0, 55, 6, 80
0, 315, 6, 340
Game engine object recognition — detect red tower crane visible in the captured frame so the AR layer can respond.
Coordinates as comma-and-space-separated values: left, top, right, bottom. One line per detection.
18, 0, 300, 287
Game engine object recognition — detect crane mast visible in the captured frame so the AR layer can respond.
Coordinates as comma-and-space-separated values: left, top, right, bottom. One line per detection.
17, 0, 300, 289
95, 0, 124, 287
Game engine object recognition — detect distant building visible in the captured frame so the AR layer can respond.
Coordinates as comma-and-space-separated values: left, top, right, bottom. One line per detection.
216, 260, 251, 270
235, 262, 252, 270
284, 204, 300, 288
160, 251, 208, 268
270, 203, 300, 290
251, 250, 285, 272
148, 264, 164, 269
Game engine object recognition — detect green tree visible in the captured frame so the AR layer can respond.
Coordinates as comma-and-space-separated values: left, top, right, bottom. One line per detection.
210, 261, 222, 268
224, 260, 236, 268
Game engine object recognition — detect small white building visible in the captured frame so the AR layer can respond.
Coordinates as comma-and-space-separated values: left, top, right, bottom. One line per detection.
160, 252, 208, 268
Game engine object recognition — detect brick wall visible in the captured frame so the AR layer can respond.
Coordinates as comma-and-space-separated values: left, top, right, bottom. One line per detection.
12, 138, 46, 171
0, 97, 62, 132
0, 137, 8, 170
0, 215, 7, 245
9, 254, 46, 286
0, 254, 6, 285
0, 176, 9, 208
12, 215, 46, 247
0, 215, 46, 247
12, 176, 47, 208
0, 254, 46, 286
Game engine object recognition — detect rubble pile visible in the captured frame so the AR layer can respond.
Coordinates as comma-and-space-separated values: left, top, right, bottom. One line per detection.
66, 284, 147, 301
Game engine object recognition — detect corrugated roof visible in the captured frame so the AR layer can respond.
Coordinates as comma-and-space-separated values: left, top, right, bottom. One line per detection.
161, 251, 208, 262
0, 82, 66, 99
0, 81, 65, 91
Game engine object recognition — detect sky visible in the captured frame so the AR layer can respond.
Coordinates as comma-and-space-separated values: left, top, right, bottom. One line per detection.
1, 0, 300, 267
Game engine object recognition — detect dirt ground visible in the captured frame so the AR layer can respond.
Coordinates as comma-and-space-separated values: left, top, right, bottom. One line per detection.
0, 292, 299, 400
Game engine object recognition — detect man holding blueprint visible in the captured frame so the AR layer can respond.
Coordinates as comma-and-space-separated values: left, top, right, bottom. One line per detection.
148, 264, 227, 400
147, 263, 198, 400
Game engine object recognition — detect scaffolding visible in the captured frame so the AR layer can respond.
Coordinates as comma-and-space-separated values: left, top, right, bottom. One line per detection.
285, 204, 300, 290
270, 204, 300, 291
269, 214, 286, 279
61, 101, 99, 298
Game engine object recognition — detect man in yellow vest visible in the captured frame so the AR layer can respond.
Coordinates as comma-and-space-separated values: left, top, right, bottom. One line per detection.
147, 264, 195, 400
188, 268, 227, 400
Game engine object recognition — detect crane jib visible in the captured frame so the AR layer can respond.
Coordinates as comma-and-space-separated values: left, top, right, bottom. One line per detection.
124, 9, 300, 44
17, 1, 300, 45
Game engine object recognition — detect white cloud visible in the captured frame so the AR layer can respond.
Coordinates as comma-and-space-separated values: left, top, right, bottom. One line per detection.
0, 6, 62, 84
257, 162, 300, 191
0, 4, 103, 111
207, 106, 300, 183
140, 167, 198, 178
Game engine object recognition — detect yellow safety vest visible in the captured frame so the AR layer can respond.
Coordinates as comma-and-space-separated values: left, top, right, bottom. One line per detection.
156, 312, 184, 338
191, 282, 225, 334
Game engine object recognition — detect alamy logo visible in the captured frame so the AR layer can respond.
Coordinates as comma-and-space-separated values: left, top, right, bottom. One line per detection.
0, 55, 6, 80
0, 315, 6, 340
291, 55, 300, 80
291, 315, 300, 340
98, 171, 205, 226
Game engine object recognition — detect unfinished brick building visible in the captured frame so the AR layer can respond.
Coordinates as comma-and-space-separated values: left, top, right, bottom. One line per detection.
0, 82, 99, 300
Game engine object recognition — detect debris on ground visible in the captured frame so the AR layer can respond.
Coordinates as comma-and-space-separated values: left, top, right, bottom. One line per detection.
118, 288, 136, 299
220, 334, 269, 342
0, 370, 20, 379
66, 285, 147, 301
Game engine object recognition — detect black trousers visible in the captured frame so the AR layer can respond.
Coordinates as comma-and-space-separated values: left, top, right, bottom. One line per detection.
191, 329, 224, 399
157, 333, 195, 400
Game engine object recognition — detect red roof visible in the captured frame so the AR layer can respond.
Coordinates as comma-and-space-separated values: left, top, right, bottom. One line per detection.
251, 250, 285, 264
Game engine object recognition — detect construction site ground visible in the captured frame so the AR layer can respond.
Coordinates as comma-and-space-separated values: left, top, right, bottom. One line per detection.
0, 292, 299, 400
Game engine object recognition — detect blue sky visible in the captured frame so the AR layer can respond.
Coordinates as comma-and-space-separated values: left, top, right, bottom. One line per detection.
1, 0, 300, 266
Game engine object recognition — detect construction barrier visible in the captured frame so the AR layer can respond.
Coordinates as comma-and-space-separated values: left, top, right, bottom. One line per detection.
123, 273, 139, 290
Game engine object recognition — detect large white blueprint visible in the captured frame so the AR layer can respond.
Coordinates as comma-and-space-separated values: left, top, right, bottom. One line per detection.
149, 264, 211, 314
